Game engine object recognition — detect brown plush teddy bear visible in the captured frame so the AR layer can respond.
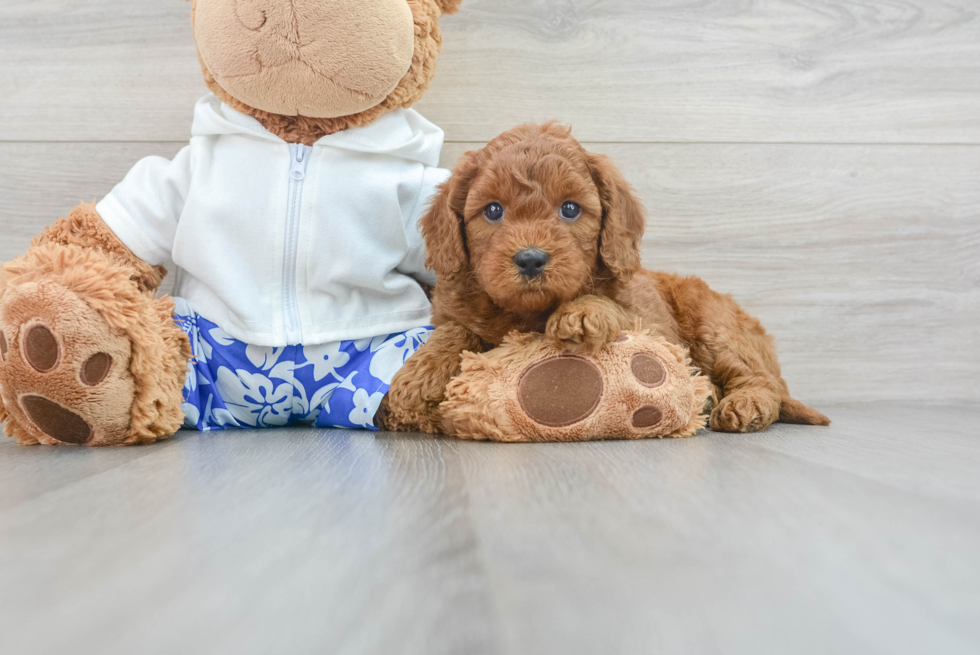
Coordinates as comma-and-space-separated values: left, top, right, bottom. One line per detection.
0, 0, 465, 445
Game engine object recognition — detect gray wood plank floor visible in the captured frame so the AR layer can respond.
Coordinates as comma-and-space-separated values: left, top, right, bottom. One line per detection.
1, 405, 978, 655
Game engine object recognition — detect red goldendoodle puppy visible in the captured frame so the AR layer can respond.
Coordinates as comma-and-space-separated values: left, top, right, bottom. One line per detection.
378, 122, 829, 435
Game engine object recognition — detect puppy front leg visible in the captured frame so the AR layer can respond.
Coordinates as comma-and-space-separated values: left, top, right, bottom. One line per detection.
546, 295, 638, 353
378, 321, 484, 433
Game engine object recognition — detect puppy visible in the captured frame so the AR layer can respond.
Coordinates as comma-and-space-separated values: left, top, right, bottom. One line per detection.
379, 123, 828, 434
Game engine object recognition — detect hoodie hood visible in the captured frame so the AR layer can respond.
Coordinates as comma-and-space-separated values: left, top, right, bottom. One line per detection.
190, 93, 445, 168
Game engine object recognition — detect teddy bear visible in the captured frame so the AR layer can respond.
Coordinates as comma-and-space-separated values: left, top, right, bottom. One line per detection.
0, 0, 467, 445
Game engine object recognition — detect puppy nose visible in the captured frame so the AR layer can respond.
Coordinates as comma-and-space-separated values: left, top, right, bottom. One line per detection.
513, 248, 551, 279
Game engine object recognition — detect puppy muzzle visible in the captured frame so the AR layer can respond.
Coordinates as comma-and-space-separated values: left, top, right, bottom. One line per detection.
513, 248, 550, 279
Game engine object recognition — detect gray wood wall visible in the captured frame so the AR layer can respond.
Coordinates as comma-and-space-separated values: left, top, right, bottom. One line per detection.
1, 0, 978, 405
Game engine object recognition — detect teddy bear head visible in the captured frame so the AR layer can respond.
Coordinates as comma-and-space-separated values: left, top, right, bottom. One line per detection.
189, 0, 462, 143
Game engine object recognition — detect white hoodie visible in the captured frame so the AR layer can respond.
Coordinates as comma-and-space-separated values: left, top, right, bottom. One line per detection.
96, 94, 449, 347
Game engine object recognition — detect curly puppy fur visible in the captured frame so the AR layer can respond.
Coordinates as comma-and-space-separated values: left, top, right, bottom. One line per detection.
383, 123, 829, 434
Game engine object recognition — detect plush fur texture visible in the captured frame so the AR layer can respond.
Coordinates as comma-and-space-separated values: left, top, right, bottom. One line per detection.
0, 208, 190, 445
192, 0, 460, 144
383, 123, 829, 436
441, 330, 712, 442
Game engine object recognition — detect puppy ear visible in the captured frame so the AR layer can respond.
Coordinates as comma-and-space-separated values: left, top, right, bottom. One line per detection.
433, 0, 463, 15
587, 153, 645, 281
422, 149, 480, 277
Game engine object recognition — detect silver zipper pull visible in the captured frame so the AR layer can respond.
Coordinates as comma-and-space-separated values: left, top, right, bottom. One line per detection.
289, 144, 311, 181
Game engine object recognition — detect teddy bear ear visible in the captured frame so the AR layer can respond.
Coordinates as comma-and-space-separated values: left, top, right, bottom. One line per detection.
434, 0, 463, 15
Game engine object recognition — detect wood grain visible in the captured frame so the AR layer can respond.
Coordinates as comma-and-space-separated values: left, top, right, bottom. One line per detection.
0, 405, 978, 655
3, 141, 977, 404
2, 0, 979, 143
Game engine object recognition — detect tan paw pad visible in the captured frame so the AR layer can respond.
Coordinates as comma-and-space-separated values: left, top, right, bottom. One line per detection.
24, 323, 60, 372
20, 395, 93, 445
81, 353, 113, 386
632, 405, 663, 428
631, 353, 666, 388
518, 356, 603, 427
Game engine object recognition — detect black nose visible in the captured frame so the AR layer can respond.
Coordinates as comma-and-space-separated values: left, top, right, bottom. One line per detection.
513, 248, 551, 279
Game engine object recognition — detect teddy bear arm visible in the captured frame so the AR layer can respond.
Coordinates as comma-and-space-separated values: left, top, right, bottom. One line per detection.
29, 202, 165, 296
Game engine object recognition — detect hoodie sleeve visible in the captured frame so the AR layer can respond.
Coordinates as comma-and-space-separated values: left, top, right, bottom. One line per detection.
398, 165, 451, 287
95, 145, 193, 266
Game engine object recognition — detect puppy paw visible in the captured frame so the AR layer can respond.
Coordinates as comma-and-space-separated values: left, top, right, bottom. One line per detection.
709, 389, 781, 433
546, 297, 624, 352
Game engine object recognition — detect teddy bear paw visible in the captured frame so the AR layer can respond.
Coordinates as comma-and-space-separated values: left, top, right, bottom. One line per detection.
0, 280, 137, 446
441, 331, 712, 442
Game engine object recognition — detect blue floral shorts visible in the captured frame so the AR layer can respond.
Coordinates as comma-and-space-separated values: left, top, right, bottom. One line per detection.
173, 299, 432, 432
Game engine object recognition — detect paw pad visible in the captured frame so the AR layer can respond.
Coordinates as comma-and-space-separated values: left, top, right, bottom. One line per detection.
25, 324, 60, 372
631, 353, 665, 387
632, 405, 663, 428
21, 395, 93, 445
0, 331, 7, 360
518, 356, 603, 427
81, 353, 112, 386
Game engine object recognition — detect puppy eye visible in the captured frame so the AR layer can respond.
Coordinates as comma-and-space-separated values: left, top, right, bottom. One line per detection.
484, 202, 505, 223
560, 201, 582, 221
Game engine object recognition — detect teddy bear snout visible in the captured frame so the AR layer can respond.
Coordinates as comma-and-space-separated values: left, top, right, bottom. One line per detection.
194, 0, 417, 118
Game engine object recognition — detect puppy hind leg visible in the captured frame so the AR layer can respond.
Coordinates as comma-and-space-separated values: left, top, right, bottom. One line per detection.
707, 349, 784, 433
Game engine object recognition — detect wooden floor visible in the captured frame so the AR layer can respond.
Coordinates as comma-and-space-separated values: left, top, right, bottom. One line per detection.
0, 404, 977, 655
2, 2, 979, 651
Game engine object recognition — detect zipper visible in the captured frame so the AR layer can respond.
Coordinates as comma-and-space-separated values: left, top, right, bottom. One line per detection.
282, 143, 311, 344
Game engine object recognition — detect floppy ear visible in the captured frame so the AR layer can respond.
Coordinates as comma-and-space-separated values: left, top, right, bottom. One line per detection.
433, 0, 463, 15
587, 153, 646, 281
422, 149, 480, 277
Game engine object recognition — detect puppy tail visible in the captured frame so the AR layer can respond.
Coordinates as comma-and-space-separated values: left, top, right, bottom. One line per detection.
778, 396, 831, 426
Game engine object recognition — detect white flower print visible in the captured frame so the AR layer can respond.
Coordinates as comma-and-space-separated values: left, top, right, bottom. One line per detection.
209, 327, 236, 347
348, 388, 385, 428
215, 367, 293, 427
181, 402, 200, 428
210, 407, 242, 429
183, 359, 198, 393
246, 345, 286, 371
301, 342, 351, 382
199, 325, 235, 360
368, 327, 431, 385
351, 337, 374, 353
305, 371, 358, 423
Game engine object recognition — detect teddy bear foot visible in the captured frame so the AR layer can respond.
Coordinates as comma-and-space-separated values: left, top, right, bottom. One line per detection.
0, 278, 142, 446
441, 331, 712, 442
0, 244, 190, 446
